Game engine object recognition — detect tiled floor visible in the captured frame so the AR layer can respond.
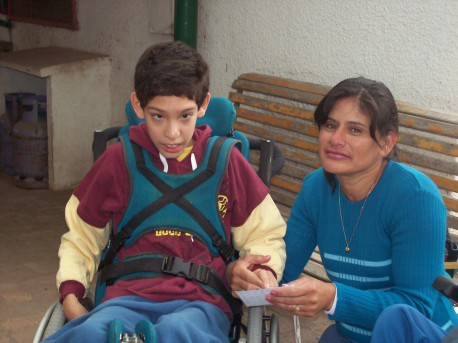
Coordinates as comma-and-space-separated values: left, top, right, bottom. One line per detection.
0, 171, 331, 343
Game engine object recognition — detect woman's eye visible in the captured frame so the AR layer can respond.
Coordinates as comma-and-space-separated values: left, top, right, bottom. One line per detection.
350, 128, 362, 133
324, 123, 336, 129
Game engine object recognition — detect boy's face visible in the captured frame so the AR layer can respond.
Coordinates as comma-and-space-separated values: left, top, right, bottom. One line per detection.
132, 93, 210, 159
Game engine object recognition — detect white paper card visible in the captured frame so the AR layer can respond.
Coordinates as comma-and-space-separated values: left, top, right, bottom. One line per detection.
235, 287, 279, 307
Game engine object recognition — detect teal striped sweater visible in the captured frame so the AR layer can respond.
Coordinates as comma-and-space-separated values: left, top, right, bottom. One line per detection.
282, 160, 457, 343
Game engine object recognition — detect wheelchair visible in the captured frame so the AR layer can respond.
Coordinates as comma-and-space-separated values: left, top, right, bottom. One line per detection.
34, 97, 284, 343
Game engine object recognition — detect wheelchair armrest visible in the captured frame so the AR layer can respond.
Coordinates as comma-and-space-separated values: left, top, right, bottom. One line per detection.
433, 275, 458, 303
247, 138, 285, 189
92, 126, 123, 162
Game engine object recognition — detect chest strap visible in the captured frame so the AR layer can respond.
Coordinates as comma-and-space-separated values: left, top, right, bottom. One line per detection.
99, 255, 243, 317
98, 137, 233, 271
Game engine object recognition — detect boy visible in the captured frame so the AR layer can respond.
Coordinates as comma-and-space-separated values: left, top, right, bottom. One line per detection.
45, 41, 286, 343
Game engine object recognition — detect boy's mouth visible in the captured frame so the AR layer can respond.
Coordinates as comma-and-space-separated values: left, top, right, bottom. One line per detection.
163, 143, 182, 153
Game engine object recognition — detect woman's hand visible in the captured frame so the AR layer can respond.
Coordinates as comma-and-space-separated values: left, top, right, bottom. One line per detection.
267, 277, 336, 317
226, 253, 274, 297
62, 294, 88, 321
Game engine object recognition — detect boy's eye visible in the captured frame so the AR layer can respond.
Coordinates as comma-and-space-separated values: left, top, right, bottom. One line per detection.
182, 113, 192, 119
152, 114, 163, 119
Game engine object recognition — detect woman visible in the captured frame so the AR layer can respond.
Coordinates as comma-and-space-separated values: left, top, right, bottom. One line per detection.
227, 77, 457, 343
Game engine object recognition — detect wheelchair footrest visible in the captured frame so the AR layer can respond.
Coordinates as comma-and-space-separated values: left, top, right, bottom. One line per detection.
107, 318, 157, 343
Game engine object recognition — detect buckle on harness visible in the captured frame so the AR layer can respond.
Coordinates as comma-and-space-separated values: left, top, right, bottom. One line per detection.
161, 257, 210, 284
162, 256, 194, 280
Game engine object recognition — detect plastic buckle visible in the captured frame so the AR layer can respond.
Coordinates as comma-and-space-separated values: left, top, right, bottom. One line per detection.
195, 264, 210, 284
162, 256, 194, 280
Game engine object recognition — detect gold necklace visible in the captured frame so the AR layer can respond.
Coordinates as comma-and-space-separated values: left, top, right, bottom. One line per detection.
338, 166, 382, 253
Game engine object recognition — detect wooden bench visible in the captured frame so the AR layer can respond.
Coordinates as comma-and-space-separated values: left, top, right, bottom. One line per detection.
228, 73, 458, 281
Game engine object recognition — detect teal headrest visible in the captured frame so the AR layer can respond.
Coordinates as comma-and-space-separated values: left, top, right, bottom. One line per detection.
196, 97, 236, 137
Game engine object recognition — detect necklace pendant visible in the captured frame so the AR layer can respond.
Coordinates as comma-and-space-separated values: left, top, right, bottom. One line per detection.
345, 247, 350, 252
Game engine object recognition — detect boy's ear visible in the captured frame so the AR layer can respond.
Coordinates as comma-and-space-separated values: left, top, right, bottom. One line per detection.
130, 92, 145, 119
197, 93, 211, 118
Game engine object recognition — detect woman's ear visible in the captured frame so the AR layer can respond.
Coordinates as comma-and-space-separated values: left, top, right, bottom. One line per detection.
381, 131, 398, 157
197, 93, 211, 118
131, 92, 145, 119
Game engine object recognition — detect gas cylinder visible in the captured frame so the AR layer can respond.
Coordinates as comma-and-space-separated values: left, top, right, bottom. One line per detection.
0, 93, 35, 175
0, 113, 14, 174
12, 109, 48, 189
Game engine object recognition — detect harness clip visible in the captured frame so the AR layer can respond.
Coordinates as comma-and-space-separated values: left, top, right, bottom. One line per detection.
162, 256, 195, 280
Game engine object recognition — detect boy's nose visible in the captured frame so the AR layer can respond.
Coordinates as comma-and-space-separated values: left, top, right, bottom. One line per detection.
166, 122, 180, 138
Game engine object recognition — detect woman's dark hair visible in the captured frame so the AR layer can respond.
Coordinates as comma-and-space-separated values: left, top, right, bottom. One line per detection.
134, 41, 209, 109
314, 77, 400, 190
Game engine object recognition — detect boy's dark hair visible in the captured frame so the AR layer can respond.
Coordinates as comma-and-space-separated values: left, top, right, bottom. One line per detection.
314, 77, 400, 191
134, 41, 210, 109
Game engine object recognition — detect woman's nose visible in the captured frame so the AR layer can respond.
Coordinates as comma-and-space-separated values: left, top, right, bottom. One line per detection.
330, 128, 345, 146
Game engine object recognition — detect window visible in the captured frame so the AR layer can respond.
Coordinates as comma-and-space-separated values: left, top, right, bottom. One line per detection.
8, 0, 78, 30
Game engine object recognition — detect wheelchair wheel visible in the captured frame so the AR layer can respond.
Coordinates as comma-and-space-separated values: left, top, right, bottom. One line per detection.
247, 306, 263, 343
42, 301, 67, 340
269, 313, 279, 343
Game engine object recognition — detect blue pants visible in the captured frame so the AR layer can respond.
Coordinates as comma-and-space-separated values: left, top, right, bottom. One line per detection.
370, 304, 450, 343
318, 324, 353, 343
42, 296, 231, 343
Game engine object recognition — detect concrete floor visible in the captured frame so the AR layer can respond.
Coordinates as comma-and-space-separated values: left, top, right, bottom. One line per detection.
0, 170, 331, 343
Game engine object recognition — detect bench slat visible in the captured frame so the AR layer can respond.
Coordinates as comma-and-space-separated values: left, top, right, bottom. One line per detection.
271, 175, 303, 194
236, 107, 319, 137
303, 260, 331, 282
232, 79, 323, 106
270, 188, 296, 208
399, 149, 458, 176
249, 152, 311, 181
233, 121, 319, 153
229, 91, 315, 121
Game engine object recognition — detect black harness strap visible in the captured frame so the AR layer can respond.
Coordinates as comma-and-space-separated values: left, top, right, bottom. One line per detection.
99, 255, 243, 317
99, 137, 232, 270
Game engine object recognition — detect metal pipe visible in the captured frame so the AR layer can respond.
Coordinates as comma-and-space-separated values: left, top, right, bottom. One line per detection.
174, 0, 198, 49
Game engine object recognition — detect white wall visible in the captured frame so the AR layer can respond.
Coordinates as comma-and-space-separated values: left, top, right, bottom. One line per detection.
197, 0, 458, 115
7, 0, 173, 126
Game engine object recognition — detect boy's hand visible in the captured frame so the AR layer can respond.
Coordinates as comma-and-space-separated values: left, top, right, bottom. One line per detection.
253, 268, 278, 289
62, 294, 88, 321
226, 253, 273, 298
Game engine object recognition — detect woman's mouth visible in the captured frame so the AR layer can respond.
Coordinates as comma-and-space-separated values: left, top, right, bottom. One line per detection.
326, 150, 348, 159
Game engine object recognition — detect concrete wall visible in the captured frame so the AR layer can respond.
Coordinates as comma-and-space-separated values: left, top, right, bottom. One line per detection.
197, 0, 458, 115
5, 1, 458, 117
5, 0, 173, 126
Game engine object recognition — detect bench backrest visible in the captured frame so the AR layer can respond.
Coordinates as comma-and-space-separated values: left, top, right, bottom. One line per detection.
229, 73, 458, 235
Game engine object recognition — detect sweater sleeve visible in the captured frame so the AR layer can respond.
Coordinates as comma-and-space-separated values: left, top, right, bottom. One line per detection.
56, 195, 110, 300
329, 188, 448, 329
281, 182, 318, 284
231, 194, 287, 281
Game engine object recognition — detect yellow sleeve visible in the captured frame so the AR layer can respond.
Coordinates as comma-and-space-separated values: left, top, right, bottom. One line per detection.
56, 195, 110, 291
231, 194, 286, 281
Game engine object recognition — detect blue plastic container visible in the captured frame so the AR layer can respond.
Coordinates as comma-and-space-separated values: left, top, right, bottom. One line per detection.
12, 110, 48, 188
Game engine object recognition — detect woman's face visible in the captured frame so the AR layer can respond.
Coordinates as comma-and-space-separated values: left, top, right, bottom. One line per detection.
318, 97, 384, 178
